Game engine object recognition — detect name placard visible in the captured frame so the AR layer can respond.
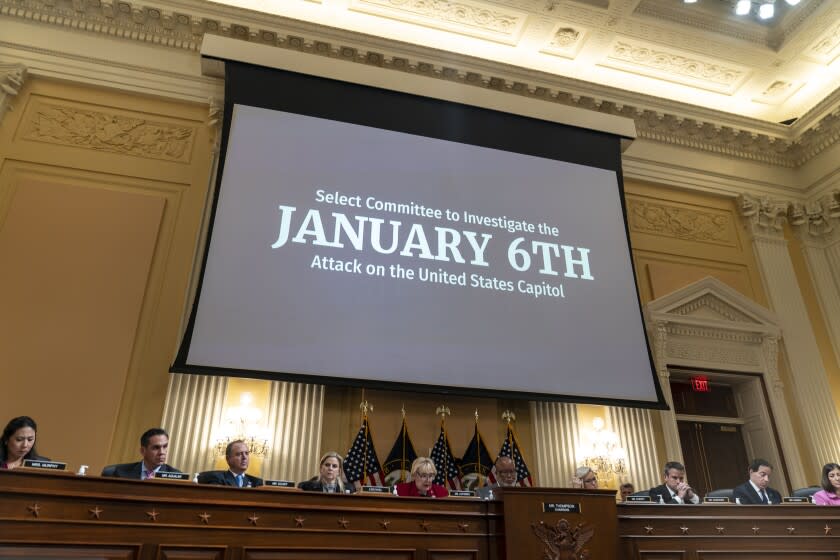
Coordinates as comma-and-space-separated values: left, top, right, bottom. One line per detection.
449, 490, 477, 498
154, 471, 191, 481
265, 480, 296, 488
626, 495, 652, 503
704, 496, 731, 503
543, 502, 581, 513
361, 485, 391, 494
23, 459, 66, 471
783, 496, 812, 503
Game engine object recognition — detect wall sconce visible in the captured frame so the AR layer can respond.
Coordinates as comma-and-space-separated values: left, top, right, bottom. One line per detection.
213, 392, 270, 457
579, 417, 627, 477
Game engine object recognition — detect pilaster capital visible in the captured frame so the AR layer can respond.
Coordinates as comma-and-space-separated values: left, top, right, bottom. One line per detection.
737, 193, 789, 242
208, 97, 223, 154
789, 191, 840, 247
0, 63, 27, 124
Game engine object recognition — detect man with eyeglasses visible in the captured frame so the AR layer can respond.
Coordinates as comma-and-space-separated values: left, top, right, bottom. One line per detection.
648, 461, 699, 504
478, 456, 519, 498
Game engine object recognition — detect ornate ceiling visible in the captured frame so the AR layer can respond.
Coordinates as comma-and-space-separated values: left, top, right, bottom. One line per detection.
2, 0, 840, 196
213, 0, 840, 124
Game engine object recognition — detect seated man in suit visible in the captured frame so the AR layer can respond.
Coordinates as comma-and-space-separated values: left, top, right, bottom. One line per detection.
733, 458, 782, 504
477, 456, 517, 498
197, 440, 263, 488
101, 428, 182, 479
648, 461, 699, 504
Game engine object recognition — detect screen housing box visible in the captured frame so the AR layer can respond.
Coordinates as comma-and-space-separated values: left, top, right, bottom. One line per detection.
200, 35, 637, 150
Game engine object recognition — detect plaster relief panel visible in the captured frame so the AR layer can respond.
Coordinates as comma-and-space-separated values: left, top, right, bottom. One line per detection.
600, 40, 749, 94
806, 20, 840, 65
541, 24, 586, 59
349, 0, 527, 45
19, 101, 196, 163
752, 79, 803, 106
627, 197, 736, 246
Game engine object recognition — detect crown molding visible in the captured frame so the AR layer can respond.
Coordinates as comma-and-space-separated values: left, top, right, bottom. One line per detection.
2, 0, 839, 172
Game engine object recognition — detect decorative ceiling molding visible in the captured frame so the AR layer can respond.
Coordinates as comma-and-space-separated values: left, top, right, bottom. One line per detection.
2, 0, 839, 170
348, 0, 528, 45
541, 24, 585, 59
602, 40, 748, 94
806, 18, 840, 65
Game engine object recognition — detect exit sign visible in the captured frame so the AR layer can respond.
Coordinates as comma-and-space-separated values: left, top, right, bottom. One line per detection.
691, 376, 710, 392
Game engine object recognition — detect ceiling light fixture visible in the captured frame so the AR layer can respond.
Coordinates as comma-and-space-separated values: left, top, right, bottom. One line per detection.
784, 0, 800, 5
758, 1, 775, 19
735, 0, 752, 15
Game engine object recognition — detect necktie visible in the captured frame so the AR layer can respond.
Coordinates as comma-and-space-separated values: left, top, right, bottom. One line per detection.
760, 490, 768, 504
145, 469, 155, 480
236, 474, 244, 487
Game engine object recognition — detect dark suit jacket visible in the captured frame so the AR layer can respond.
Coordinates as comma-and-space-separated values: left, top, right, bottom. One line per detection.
197, 470, 263, 488
298, 478, 354, 493
101, 461, 182, 479
648, 484, 698, 504
733, 481, 782, 504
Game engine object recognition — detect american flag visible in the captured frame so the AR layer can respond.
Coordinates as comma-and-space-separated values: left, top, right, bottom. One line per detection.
430, 423, 462, 490
487, 424, 533, 487
343, 415, 385, 489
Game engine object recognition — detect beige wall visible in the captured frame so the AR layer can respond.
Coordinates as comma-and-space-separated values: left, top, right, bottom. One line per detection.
3, 77, 838, 485
0, 77, 213, 473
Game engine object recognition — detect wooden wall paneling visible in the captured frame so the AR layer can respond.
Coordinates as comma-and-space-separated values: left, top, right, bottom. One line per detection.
156, 545, 228, 560
0, 544, 140, 559
243, 548, 415, 560
427, 551, 479, 560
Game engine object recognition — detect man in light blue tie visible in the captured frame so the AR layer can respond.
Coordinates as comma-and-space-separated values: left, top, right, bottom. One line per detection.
733, 458, 782, 505
197, 440, 264, 488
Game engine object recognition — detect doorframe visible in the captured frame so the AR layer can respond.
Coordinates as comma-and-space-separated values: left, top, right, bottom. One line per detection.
646, 276, 805, 490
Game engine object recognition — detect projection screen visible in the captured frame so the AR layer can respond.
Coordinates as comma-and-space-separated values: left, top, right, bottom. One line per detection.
174, 58, 666, 408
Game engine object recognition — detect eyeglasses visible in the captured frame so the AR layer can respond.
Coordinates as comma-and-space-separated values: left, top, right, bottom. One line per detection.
582, 477, 597, 485
416, 473, 436, 479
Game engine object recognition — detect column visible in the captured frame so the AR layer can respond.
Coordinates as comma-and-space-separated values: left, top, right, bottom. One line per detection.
790, 192, 840, 365
650, 320, 684, 465
738, 193, 840, 471
529, 401, 579, 487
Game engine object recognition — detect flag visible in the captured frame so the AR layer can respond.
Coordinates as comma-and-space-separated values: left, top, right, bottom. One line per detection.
430, 423, 462, 490
383, 417, 418, 485
343, 415, 385, 489
487, 424, 533, 487
459, 421, 494, 490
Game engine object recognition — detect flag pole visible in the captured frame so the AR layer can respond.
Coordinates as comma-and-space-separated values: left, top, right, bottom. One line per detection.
475, 409, 482, 488
360, 400, 373, 485
436, 404, 450, 485
401, 404, 407, 483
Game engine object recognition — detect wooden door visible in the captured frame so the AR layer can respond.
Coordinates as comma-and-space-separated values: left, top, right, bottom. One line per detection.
678, 421, 749, 498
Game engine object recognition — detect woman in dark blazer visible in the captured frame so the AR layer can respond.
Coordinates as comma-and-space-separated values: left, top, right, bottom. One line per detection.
1, 416, 48, 470
298, 451, 353, 493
